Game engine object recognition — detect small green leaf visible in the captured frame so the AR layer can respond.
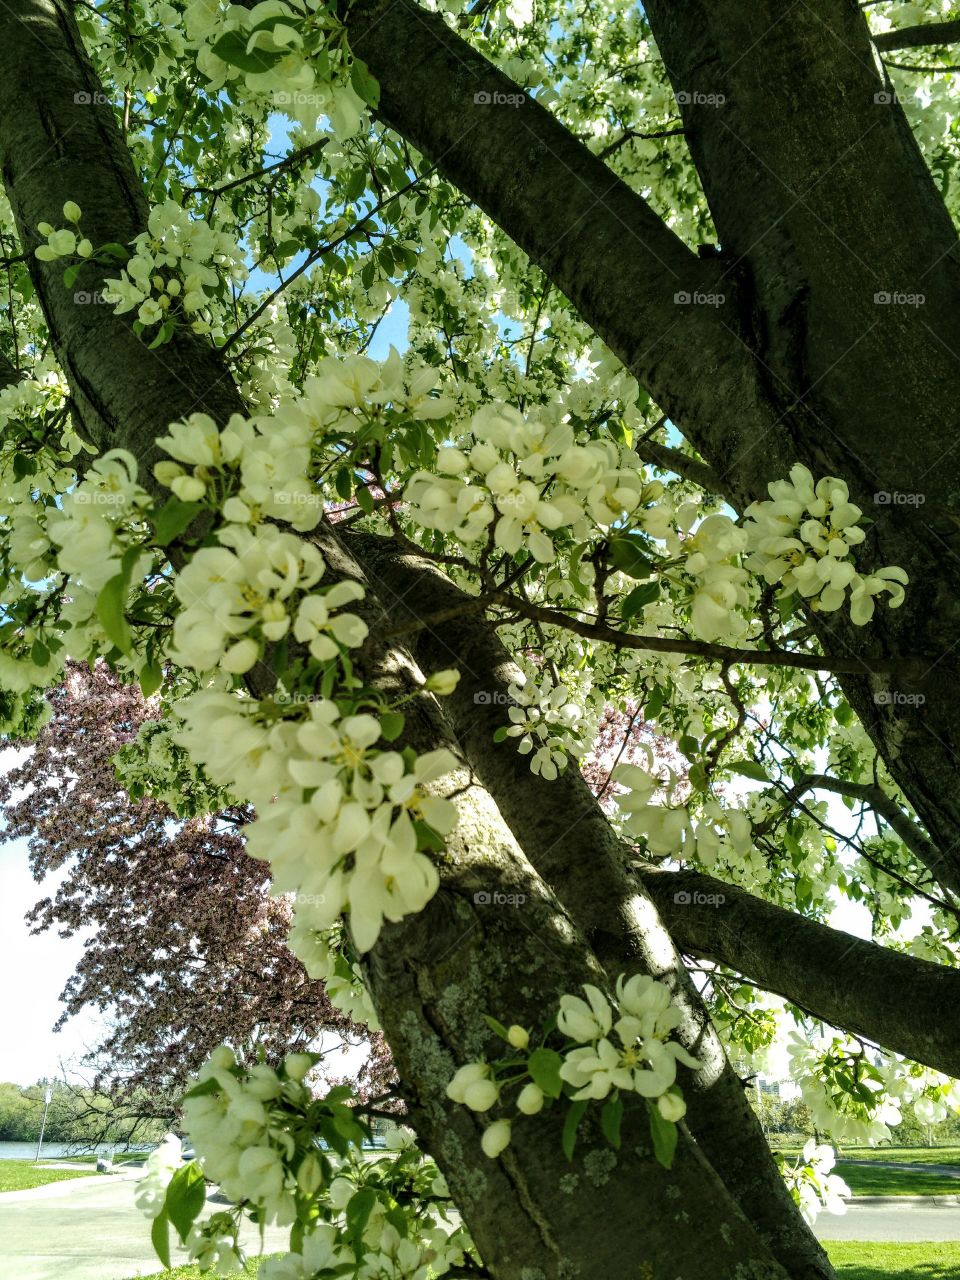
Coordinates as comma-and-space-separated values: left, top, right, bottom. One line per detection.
379, 711, 405, 742
150, 1209, 171, 1269
63, 263, 83, 289
165, 1163, 206, 1242
600, 1096, 623, 1149
527, 1048, 563, 1099
620, 580, 660, 618
139, 660, 163, 698
151, 496, 202, 546
95, 573, 132, 655
609, 535, 656, 579
678, 734, 699, 757
210, 30, 285, 73
30, 639, 50, 668
561, 1099, 588, 1162
483, 1014, 509, 1041
649, 1106, 679, 1169
492, 725, 510, 743
350, 57, 380, 108
356, 486, 375, 514
729, 759, 769, 783
345, 1186, 377, 1245
644, 684, 666, 718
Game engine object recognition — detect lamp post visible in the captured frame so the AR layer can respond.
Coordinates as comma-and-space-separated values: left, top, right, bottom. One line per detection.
34, 1085, 53, 1163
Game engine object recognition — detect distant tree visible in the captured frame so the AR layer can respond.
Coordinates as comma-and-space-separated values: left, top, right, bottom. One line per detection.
0, 663, 389, 1102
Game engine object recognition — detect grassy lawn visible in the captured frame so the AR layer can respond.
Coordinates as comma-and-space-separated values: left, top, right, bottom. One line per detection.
827, 1241, 960, 1278
837, 1146, 960, 1167
122, 1244, 960, 1280
0, 1159, 101, 1193
125, 1260, 275, 1279
836, 1161, 960, 1197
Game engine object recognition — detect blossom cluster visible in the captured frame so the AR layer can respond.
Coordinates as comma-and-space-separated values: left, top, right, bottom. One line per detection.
446, 974, 698, 1160
744, 464, 908, 625
405, 403, 668, 564
612, 761, 753, 868
780, 1140, 850, 1225
501, 658, 599, 780
145, 1046, 476, 1277
175, 689, 459, 954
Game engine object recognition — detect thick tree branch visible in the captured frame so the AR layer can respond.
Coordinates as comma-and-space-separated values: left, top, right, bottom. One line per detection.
644, 867, 960, 1079
873, 19, 960, 51
348, 531, 836, 1280
761, 773, 947, 888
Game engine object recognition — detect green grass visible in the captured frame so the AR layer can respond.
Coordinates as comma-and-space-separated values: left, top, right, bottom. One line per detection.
122, 1245, 960, 1280
0, 1159, 100, 1192
124, 1260, 276, 1279
836, 1146, 960, 1166
826, 1241, 960, 1278
836, 1161, 960, 1197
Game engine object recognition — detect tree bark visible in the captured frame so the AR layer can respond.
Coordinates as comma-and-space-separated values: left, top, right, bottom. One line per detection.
646, 867, 960, 1077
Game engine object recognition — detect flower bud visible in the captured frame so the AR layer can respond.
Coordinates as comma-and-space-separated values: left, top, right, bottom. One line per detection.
516, 1082, 544, 1115
480, 1118, 512, 1158
62, 201, 82, 223
506, 1024, 529, 1050
425, 669, 460, 696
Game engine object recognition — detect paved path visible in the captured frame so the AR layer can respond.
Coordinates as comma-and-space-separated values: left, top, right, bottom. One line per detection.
0, 1172, 289, 1280
815, 1200, 960, 1241
841, 1157, 960, 1177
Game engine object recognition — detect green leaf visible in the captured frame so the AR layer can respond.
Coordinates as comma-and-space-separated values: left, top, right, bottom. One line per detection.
561, 1099, 588, 1162
148, 319, 176, 349
729, 759, 770, 783
600, 1096, 623, 1149
151, 496, 203, 546
139, 660, 163, 698
335, 467, 353, 500
609, 535, 656, 579
620, 580, 660, 618
649, 1106, 679, 1170
492, 725, 510, 743
95, 573, 132, 655
63, 263, 83, 289
677, 734, 699, 757
165, 1163, 206, 1243
687, 762, 709, 793
356, 485, 375, 514
210, 30, 285, 73
150, 1209, 171, 1269
644, 684, 666, 719
527, 1048, 563, 1099
483, 1014, 509, 1041
30, 639, 50, 668
379, 711, 405, 742
346, 1186, 377, 1244
350, 57, 380, 108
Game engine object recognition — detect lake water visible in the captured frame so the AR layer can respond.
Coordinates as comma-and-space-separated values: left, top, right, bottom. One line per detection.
0, 1140, 150, 1161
